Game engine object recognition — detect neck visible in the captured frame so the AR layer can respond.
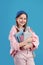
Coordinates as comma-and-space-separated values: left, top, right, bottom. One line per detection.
16, 25, 24, 31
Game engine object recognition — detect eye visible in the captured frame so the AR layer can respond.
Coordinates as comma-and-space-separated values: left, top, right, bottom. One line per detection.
19, 17, 23, 19
24, 18, 26, 20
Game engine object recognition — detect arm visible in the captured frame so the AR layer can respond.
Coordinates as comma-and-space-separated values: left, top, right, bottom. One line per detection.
23, 27, 39, 50
23, 34, 39, 50
31, 32, 39, 50
9, 26, 19, 50
19, 36, 32, 47
9, 25, 29, 56
9, 26, 20, 56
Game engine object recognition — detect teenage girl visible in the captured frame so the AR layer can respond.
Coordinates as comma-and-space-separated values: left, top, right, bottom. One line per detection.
9, 11, 39, 65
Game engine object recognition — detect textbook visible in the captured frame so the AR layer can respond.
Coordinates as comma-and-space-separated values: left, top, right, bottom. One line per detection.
14, 29, 32, 43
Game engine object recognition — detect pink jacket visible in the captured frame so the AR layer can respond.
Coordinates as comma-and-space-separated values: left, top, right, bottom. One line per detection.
9, 25, 39, 57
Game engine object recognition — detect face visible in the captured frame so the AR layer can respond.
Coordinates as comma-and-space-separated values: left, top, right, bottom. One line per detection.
16, 14, 27, 27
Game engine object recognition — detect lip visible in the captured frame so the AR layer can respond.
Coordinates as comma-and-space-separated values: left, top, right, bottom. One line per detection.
20, 21, 25, 24
20, 23, 25, 25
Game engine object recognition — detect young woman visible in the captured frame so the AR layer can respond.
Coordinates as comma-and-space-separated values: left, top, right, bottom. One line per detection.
9, 11, 39, 65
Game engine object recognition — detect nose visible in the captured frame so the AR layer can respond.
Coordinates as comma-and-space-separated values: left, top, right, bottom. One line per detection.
22, 18, 25, 22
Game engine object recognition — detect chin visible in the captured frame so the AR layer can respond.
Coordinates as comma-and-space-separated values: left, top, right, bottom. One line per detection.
20, 23, 25, 26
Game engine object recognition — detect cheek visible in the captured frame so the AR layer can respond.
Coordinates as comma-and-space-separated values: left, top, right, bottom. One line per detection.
19, 19, 22, 22
24, 20, 27, 23
16, 19, 20, 23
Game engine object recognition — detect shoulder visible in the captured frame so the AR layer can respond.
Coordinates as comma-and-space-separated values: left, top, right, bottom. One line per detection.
11, 25, 16, 30
11, 25, 16, 29
26, 26, 33, 32
27, 26, 39, 36
10, 25, 17, 33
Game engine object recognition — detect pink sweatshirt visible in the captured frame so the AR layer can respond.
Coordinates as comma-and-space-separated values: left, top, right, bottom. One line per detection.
9, 25, 39, 57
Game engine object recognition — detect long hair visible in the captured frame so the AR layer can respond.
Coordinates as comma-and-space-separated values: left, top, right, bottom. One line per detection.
15, 11, 28, 32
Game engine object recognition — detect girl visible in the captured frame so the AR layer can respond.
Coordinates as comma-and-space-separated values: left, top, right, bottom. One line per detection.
9, 11, 39, 65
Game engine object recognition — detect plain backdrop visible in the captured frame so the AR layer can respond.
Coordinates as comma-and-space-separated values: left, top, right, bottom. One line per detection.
0, 0, 43, 65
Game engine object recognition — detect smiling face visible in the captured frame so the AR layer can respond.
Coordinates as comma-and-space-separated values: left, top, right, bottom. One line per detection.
16, 14, 27, 28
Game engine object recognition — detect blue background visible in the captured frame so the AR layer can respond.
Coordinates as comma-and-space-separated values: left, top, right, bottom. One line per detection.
0, 0, 43, 65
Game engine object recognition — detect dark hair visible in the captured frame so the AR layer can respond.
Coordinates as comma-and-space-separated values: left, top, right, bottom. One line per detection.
16, 11, 28, 32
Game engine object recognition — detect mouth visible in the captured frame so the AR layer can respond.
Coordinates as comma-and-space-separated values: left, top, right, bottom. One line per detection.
20, 23, 25, 26
20, 21, 25, 24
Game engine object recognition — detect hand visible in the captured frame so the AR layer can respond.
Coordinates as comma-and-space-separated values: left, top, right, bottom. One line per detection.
26, 36, 33, 43
26, 36, 36, 43
23, 43, 33, 50
23, 44, 29, 49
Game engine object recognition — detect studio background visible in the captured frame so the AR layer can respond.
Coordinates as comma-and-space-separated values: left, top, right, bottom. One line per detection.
0, 0, 43, 65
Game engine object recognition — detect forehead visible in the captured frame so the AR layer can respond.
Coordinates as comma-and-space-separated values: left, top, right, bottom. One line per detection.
19, 14, 26, 18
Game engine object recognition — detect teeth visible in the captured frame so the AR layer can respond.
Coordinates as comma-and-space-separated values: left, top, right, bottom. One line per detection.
20, 22, 23, 23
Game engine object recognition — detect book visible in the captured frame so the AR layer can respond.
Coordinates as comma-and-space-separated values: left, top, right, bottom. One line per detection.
14, 29, 24, 42
14, 29, 32, 43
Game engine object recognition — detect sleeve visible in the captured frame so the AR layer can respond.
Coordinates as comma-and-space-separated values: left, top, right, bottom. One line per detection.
32, 32, 39, 50
28, 26, 39, 50
8, 25, 20, 56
